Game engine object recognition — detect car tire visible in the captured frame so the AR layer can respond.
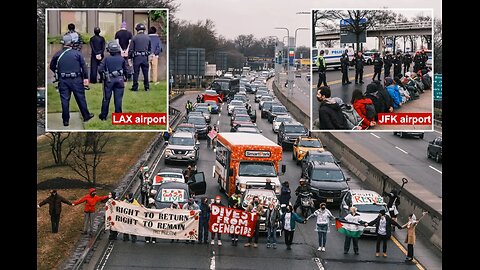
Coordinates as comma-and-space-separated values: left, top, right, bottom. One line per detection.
435, 153, 440, 163
427, 149, 431, 159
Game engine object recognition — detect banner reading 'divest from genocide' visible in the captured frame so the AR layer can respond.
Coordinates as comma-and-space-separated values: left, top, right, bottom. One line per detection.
208, 205, 258, 237
105, 200, 199, 240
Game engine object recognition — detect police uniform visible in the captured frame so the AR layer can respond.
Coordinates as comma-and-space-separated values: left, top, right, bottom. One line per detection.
64, 30, 83, 51
89, 27, 106, 84
353, 54, 365, 84
128, 24, 151, 91
383, 53, 393, 79
393, 53, 403, 79
98, 42, 128, 120
49, 35, 93, 126
372, 53, 383, 81
316, 52, 327, 87
413, 53, 422, 73
340, 51, 351, 85
403, 53, 412, 74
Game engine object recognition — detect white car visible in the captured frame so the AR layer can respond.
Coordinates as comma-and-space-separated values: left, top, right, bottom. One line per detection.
340, 189, 389, 236
227, 100, 245, 115
259, 95, 274, 109
153, 168, 185, 186
272, 115, 293, 133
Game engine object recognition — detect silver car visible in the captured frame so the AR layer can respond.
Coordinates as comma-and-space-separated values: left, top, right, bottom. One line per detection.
164, 132, 200, 164
272, 115, 293, 133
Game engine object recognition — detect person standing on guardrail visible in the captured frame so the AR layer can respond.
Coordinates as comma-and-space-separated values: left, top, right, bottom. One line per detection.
365, 209, 403, 258
72, 188, 109, 236
198, 197, 211, 244
402, 211, 427, 262
306, 202, 335, 252
122, 193, 140, 242
37, 189, 74, 233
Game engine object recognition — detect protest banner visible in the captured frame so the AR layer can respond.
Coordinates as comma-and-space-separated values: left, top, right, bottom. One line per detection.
105, 200, 199, 240
208, 204, 258, 237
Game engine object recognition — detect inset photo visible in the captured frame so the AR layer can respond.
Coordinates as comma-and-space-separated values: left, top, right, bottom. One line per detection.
45, 9, 168, 131
311, 9, 433, 131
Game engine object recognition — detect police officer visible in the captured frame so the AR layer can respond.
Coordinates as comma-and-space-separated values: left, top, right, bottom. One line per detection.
413, 51, 422, 73
372, 52, 383, 81
49, 34, 93, 126
383, 51, 393, 79
403, 51, 412, 74
420, 49, 428, 71
128, 23, 151, 91
64, 23, 83, 51
98, 41, 128, 121
316, 50, 327, 88
340, 49, 351, 85
89, 27, 106, 84
393, 51, 403, 79
353, 51, 365, 84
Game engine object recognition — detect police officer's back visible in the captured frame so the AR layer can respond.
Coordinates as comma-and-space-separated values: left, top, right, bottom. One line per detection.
128, 23, 151, 91
98, 41, 128, 120
49, 34, 93, 126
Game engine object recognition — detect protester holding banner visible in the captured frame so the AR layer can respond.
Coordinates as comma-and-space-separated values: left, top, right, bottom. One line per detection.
365, 209, 403, 258
122, 193, 140, 243
38, 189, 73, 233
183, 198, 199, 244
244, 196, 265, 248
342, 206, 366, 255
108, 191, 119, 240
198, 197, 211, 244
265, 202, 280, 249
210, 196, 224, 246
144, 198, 157, 244
73, 188, 110, 236
228, 191, 242, 246
169, 201, 181, 243
281, 205, 305, 250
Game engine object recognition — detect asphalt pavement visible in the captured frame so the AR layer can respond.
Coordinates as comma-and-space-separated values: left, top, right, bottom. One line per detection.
91, 84, 441, 270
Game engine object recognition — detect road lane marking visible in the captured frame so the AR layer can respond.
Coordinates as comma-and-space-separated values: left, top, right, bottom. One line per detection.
210, 250, 216, 270
212, 165, 215, 178
313, 72, 375, 87
429, 166, 442, 174
312, 258, 325, 270
217, 120, 220, 125
370, 133, 381, 138
391, 236, 426, 270
395, 146, 408, 154
97, 241, 115, 270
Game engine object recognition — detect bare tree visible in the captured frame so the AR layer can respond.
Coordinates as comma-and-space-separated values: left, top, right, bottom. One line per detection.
234, 34, 255, 55
67, 132, 110, 185
433, 19, 442, 73
46, 132, 74, 165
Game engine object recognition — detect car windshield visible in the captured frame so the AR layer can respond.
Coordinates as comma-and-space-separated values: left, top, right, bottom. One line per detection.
236, 127, 259, 133
234, 109, 248, 114
205, 90, 217, 95
230, 100, 243, 106
212, 81, 229, 90
238, 161, 277, 177
195, 107, 209, 113
157, 188, 187, 203
263, 102, 277, 110
261, 96, 273, 101
234, 115, 251, 122
158, 173, 183, 178
188, 117, 206, 125
169, 137, 195, 146
272, 106, 287, 113
311, 169, 344, 182
309, 154, 335, 163
257, 91, 268, 96
275, 116, 292, 123
355, 204, 385, 213
284, 125, 306, 133
299, 140, 322, 148
176, 127, 195, 133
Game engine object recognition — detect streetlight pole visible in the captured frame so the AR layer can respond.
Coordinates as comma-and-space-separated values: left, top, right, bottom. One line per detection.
269, 36, 282, 84
275, 27, 291, 95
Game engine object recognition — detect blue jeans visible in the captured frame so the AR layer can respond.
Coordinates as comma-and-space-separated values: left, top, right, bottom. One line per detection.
317, 223, 328, 247
267, 226, 277, 244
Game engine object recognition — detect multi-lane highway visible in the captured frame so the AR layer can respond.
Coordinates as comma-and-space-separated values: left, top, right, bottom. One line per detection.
92, 81, 441, 270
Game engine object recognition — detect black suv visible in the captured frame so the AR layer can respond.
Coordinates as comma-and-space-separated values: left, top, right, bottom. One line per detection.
277, 122, 308, 149
305, 161, 350, 206
300, 150, 339, 178
261, 101, 280, 118
427, 136, 442, 163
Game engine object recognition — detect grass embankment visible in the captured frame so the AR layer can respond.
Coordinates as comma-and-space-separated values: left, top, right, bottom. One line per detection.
37, 132, 157, 269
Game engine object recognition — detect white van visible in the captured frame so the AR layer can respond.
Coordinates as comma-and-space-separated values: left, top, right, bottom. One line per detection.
312, 47, 354, 71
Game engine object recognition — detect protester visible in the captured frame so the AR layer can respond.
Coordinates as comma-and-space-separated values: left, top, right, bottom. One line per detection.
108, 191, 119, 240
384, 189, 401, 231
230, 199, 242, 246
402, 211, 428, 261
211, 196, 224, 246
170, 201, 181, 243
140, 176, 152, 206
279, 181, 291, 214
37, 190, 73, 233
373, 80, 394, 113
123, 193, 140, 242
244, 196, 264, 248
73, 188, 109, 236
306, 202, 335, 252
265, 178, 274, 190
395, 77, 411, 104
316, 86, 348, 130
351, 89, 376, 129
365, 209, 403, 257
385, 77, 402, 109
343, 206, 365, 255
198, 197, 211, 244
265, 202, 280, 249
144, 198, 157, 244
183, 198, 199, 244
281, 205, 306, 250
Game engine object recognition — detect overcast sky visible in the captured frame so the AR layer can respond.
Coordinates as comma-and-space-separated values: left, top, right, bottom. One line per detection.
174, 0, 441, 47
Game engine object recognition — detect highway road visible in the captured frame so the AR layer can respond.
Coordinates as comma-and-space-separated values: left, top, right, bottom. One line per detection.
93, 82, 441, 270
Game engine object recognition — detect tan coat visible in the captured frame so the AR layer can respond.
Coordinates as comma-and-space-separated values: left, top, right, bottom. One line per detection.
246, 203, 264, 216
401, 214, 426, 245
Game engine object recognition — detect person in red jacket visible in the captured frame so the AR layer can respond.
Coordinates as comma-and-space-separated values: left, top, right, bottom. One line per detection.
351, 89, 376, 130
73, 188, 110, 235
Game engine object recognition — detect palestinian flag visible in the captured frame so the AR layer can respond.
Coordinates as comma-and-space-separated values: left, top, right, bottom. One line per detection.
335, 218, 365, 238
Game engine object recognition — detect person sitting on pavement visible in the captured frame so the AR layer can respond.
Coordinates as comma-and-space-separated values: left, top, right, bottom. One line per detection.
351, 89, 376, 130
316, 86, 348, 130
385, 77, 402, 110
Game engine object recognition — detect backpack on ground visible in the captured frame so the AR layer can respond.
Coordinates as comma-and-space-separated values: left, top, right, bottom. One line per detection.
340, 104, 363, 130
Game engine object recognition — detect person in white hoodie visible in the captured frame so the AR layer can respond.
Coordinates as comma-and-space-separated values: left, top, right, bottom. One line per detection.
306, 202, 336, 252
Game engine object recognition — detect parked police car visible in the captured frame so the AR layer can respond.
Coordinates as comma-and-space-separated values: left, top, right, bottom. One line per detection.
339, 189, 389, 236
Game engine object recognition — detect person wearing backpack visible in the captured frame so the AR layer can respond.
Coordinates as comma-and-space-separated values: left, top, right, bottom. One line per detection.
385, 77, 402, 109
337, 99, 362, 130
316, 86, 349, 130
374, 80, 394, 113
351, 89, 376, 129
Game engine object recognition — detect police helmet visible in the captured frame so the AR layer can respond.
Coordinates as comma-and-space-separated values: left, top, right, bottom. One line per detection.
106, 41, 121, 53
135, 23, 146, 31
61, 34, 73, 46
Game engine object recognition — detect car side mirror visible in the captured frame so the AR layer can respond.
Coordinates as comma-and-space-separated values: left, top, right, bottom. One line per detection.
336, 160, 342, 164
